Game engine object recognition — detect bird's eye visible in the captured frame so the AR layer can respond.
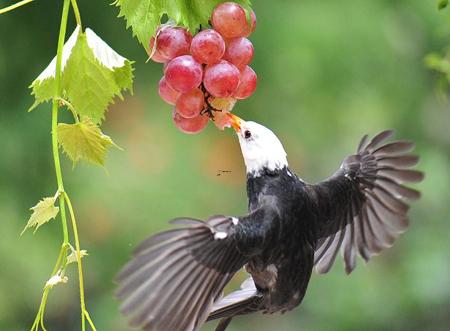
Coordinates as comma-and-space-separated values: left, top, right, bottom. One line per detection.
244, 130, 252, 139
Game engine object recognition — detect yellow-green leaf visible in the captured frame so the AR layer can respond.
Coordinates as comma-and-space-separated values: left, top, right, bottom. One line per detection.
57, 118, 118, 166
21, 196, 59, 235
29, 27, 134, 123
62, 30, 134, 123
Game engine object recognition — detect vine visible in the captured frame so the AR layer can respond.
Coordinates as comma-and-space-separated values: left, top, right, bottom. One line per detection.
31, 0, 93, 328
1, 0, 133, 329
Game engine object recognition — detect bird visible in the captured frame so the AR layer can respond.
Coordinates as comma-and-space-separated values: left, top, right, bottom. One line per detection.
115, 113, 423, 331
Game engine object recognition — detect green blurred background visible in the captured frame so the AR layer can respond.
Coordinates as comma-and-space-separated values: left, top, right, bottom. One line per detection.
1, 0, 449, 330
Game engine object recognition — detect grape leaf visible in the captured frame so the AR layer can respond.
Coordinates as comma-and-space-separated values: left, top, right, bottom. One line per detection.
29, 26, 81, 110
29, 27, 134, 124
21, 196, 60, 235
114, 0, 251, 50
57, 117, 119, 166
63, 29, 134, 123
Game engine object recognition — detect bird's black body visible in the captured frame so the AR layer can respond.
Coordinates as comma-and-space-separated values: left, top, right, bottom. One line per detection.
116, 130, 423, 331
240, 167, 315, 313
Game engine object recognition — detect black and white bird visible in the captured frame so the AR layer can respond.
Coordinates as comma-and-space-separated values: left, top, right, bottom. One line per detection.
116, 114, 423, 331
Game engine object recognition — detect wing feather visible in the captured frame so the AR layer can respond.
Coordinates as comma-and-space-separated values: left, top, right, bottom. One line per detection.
117, 205, 281, 331
311, 130, 423, 274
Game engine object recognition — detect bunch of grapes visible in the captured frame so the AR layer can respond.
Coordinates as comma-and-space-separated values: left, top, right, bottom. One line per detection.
150, 2, 257, 134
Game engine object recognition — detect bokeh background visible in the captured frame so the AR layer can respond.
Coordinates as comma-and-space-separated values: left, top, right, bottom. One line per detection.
1, 0, 449, 330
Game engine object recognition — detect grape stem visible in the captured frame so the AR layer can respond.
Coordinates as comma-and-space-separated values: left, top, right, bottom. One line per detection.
200, 83, 221, 119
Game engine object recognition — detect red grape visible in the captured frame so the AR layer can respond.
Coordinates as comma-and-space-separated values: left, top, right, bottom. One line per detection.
158, 76, 180, 105
190, 29, 225, 64
175, 88, 205, 118
204, 61, 240, 98
211, 2, 248, 38
149, 6, 258, 135
223, 37, 254, 70
156, 27, 192, 60
173, 111, 209, 134
165, 55, 203, 93
234, 65, 257, 99
149, 36, 169, 63
243, 9, 257, 37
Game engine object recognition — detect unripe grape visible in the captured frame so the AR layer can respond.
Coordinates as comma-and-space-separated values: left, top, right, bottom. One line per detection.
223, 37, 254, 70
165, 55, 203, 93
211, 2, 248, 38
175, 88, 205, 118
158, 76, 181, 105
204, 61, 240, 98
173, 110, 209, 134
213, 110, 232, 130
209, 97, 237, 112
157, 27, 192, 60
190, 29, 225, 64
243, 9, 257, 37
149, 36, 169, 63
234, 66, 257, 99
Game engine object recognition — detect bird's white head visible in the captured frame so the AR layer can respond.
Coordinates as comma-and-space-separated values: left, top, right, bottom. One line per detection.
227, 114, 288, 176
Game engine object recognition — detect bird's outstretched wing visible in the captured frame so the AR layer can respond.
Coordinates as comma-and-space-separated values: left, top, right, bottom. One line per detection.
115, 204, 280, 331
307, 130, 423, 274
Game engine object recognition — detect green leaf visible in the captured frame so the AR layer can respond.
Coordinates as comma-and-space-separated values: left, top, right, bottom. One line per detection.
114, 0, 251, 50
57, 117, 119, 166
438, 0, 448, 10
29, 26, 81, 111
63, 29, 134, 123
21, 196, 59, 235
29, 27, 134, 124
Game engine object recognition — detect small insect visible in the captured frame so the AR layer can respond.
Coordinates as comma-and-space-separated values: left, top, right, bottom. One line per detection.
216, 169, 232, 176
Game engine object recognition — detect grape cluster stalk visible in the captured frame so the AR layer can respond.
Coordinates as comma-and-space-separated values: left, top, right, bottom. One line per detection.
150, 2, 258, 134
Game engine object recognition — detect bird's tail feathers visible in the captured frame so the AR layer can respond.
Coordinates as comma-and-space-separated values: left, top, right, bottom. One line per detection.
208, 277, 262, 322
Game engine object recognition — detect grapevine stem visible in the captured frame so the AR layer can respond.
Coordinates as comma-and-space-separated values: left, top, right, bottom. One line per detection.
55, 97, 79, 123
30, 243, 68, 331
39, 293, 48, 331
64, 192, 94, 331
29, 0, 94, 330
84, 311, 97, 331
0, 0, 34, 15
70, 0, 82, 27
52, 0, 71, 245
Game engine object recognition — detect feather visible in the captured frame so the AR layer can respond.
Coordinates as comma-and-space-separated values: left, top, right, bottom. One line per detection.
312, 130, 422, 274
116, 217, 246, 331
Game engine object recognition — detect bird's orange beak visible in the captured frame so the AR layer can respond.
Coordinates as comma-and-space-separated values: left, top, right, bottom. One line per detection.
226, 113, 242, 132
